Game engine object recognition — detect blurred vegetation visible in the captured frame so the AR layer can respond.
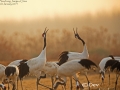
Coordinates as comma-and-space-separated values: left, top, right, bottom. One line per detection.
0, 26, 120, 65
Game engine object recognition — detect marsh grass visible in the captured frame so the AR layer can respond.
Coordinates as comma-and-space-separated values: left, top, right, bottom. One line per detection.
0, 27, 120, 64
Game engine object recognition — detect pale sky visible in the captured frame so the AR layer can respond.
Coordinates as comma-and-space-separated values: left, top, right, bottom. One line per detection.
0, 0, 120, 20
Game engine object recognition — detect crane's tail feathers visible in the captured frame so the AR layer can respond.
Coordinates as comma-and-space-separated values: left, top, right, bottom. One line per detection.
78, 59, 98, 70
58, 51, 68, 65
111, 61, 120, 72
59, 51, 68, 60
104, 60, 118, 70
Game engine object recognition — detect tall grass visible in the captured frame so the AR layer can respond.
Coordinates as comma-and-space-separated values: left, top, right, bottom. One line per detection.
0, 27, 120, 65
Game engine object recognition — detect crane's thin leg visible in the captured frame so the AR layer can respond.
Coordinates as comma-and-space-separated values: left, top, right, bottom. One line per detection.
73, 74, 84, 90
36, 78, 39, 90
38, 83, 53, 90
73, 77, 84, 90
100, 71, 105, 86
17, 77, 19, 90
85, 72, 90, 90
37, 75, 52, 90
8, 82, 10, 90
101, 78, 104, 86
108, 71, 110, 85
115, 74, 119, 90
12, 83, 15, 90
69, 77, 72, 90
20, 79, 23, 90
51, 76, 54, 89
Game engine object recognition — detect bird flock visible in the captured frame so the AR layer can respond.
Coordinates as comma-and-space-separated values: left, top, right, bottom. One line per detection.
0, 27, 120, 90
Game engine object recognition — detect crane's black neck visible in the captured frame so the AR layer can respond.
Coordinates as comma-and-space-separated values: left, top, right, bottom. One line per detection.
81, 39, 85, 46
43, 36, 46, 50
78, 37, 85, 45
76, 35, 85, 45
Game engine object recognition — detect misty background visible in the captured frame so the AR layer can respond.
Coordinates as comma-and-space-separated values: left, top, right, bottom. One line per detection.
0, 0, 120, 65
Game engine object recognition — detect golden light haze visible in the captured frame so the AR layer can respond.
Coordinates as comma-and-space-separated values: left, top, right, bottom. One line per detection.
0, 0, 120, 64
0, 0, 120, 20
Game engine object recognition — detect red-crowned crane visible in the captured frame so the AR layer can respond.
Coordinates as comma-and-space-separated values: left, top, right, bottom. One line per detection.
0, 64, 6, 83
54, 59, 97, 90
58, 28, 89, 66
5, 65, 19, 90
57, 28, 89, 90
8, 59, 27, 90
99, 55, 120, 85
18, 27, 49, 90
